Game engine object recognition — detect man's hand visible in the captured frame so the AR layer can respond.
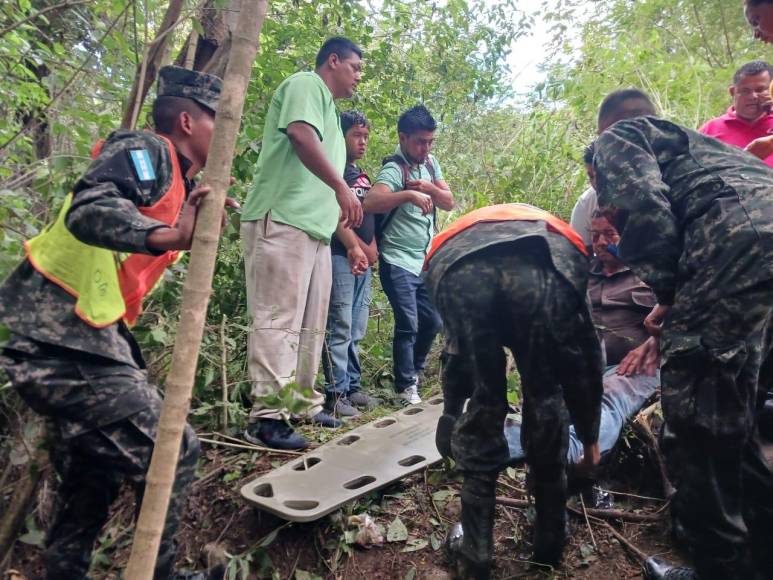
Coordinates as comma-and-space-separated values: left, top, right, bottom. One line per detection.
405, 179, 437, 196
347, 244, 369, 276
408, 191, 433, 215
146, 186, 240, 252
644, 304, 670, 337
336, 185, 363, 229
578, 441, 601, 476
745, 135, 773, 160
362, 240, 378, 266
617, 336, 661, 377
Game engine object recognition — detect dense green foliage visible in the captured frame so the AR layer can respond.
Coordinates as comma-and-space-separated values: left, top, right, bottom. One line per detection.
0, 0, 768, 428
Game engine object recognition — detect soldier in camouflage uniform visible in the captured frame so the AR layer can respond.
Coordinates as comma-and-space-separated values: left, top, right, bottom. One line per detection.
427, 205, 603, 579
0, 66, 227, 580
592, 89, 773, 580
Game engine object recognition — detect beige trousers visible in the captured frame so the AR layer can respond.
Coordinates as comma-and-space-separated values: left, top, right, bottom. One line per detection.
241, 214, 329, 420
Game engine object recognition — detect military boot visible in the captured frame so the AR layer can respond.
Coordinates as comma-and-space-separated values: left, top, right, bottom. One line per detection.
643, 557, 697, 580
444, 523, 492, 580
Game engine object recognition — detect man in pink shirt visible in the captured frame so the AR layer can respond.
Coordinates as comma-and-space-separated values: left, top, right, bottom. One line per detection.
699, 60, 773, 166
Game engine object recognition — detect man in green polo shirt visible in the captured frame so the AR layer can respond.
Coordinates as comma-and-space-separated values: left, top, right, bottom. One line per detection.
363, 104, 455, 405
241, 37, 368, 450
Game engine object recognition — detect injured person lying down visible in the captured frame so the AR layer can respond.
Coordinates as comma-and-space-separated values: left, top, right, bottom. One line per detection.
506, 209, 660, 471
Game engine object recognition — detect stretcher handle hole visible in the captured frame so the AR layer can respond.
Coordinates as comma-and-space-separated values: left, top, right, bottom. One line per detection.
292, 457, 321, 471
403, 407, 424, 415
343, 475, 377, 489
337, 435, 361, 446
398, 455, 426, 466
283, 500, 319, 510
252, 483, 274, 498
374, 418, 397, 428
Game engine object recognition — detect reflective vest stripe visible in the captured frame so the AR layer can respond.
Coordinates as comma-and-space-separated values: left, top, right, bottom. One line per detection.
424, 203, 587, 269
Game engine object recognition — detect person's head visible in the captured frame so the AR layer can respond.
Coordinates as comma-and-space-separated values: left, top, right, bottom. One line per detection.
597, 88, 656, 133
745, 0, 773, 44
341, 110, 370, 162
152, 66, 222, 174
583, 142, 597, 189
315, 37, 363, 99
397, 104, 437, 164
730, 60, 773, 121
590, 209, 624, 272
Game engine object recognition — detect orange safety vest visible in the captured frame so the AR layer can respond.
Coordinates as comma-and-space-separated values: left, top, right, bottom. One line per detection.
25, 134, 185, 327
424, 203, 587, 270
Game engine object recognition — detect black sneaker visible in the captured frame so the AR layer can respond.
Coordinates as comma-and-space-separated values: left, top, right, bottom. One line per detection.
325, 395, 361, 417
643, 557, 697, 580
244, 419, 309, 450
348, 391, 382, 409
581, 484, 614, 510
308, 410, 343, 428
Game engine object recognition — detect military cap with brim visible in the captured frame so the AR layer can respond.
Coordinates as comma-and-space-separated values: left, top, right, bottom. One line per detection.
157, 65, 222, 113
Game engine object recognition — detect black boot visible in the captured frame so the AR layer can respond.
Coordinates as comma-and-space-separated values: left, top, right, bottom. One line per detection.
436, 414, 456, 459
643, 557, 698, 580
243, 419, 309, 450
444, 523, 492, 580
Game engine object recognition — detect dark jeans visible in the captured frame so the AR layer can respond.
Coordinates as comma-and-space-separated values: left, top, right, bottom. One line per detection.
379, 259, 442, 391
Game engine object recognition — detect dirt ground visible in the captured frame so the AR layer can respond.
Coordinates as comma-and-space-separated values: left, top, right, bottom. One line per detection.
4, 403, 690, 580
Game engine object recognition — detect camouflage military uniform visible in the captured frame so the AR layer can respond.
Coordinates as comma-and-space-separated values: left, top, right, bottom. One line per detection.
427, 221, 603, 576
0, 128, 200, 579
594, 116, 773, 580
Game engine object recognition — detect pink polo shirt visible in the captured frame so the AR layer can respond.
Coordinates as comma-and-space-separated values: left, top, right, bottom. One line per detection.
699, 106, 773, 166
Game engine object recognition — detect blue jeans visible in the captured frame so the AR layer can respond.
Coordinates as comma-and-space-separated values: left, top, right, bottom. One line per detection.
322, 254, 372, 396
379, 259, 443, 391
506, 365, 660, 463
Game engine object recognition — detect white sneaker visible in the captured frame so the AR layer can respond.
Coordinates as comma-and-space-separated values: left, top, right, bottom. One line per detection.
398, 384, 422, 405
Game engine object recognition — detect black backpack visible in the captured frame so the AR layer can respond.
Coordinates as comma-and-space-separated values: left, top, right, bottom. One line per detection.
374, 155, 437, 241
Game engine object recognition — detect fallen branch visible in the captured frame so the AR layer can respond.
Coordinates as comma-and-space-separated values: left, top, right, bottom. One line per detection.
198, 436, 302, 456
495, 496, 665, 523
0, 446, 50, 564
597, 519, 648, 563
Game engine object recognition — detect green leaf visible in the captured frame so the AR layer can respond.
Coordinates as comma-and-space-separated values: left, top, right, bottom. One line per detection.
402, 538, 429, 553
386, 517, 409, 542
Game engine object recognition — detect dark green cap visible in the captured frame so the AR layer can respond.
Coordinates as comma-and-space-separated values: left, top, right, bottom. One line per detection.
157, 65, 222, 113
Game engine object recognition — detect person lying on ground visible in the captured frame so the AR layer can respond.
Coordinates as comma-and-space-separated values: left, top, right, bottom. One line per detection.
505, 210, 659, 484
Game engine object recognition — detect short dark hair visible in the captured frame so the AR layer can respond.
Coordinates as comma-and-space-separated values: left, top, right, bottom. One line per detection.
151, 96, 209, 134
592, 207, 628, 234
583, 142, 595, 166
747, 0, 773, 5
597, 88, 656, 128
733, 60, 773, 85
341, 110, 369, 135
315, 37, 362, 69
397, 104, 437, 135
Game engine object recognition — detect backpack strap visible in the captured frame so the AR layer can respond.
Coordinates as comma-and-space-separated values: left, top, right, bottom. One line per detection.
378, 154, 439, 236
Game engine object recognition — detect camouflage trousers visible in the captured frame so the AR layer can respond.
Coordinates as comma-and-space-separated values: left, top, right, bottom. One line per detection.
660, 282, 773, 580
433, 244, 603, 570
2, 348, 200, 580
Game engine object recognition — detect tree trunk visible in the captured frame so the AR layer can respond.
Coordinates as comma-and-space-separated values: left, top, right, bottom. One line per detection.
174, 0, 240, 75
120, 0, 186, 130
123, 0, 268, 577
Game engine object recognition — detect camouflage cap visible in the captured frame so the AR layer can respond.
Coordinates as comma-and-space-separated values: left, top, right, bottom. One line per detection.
157, 65, 222, 113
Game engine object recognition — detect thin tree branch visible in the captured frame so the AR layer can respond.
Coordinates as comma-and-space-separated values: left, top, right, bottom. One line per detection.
0, 0, 91, 38
0, 2, 132, 156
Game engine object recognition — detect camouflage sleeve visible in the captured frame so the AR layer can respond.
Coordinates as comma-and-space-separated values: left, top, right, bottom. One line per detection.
65, 131, 175, 255
593, 119, 682, 305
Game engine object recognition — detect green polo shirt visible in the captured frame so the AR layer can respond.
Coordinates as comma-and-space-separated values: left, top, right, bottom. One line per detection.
373, 146, 444, 275
241, 71, 345, 242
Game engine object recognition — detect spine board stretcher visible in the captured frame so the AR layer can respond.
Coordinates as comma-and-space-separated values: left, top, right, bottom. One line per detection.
240, 396, 445, 522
